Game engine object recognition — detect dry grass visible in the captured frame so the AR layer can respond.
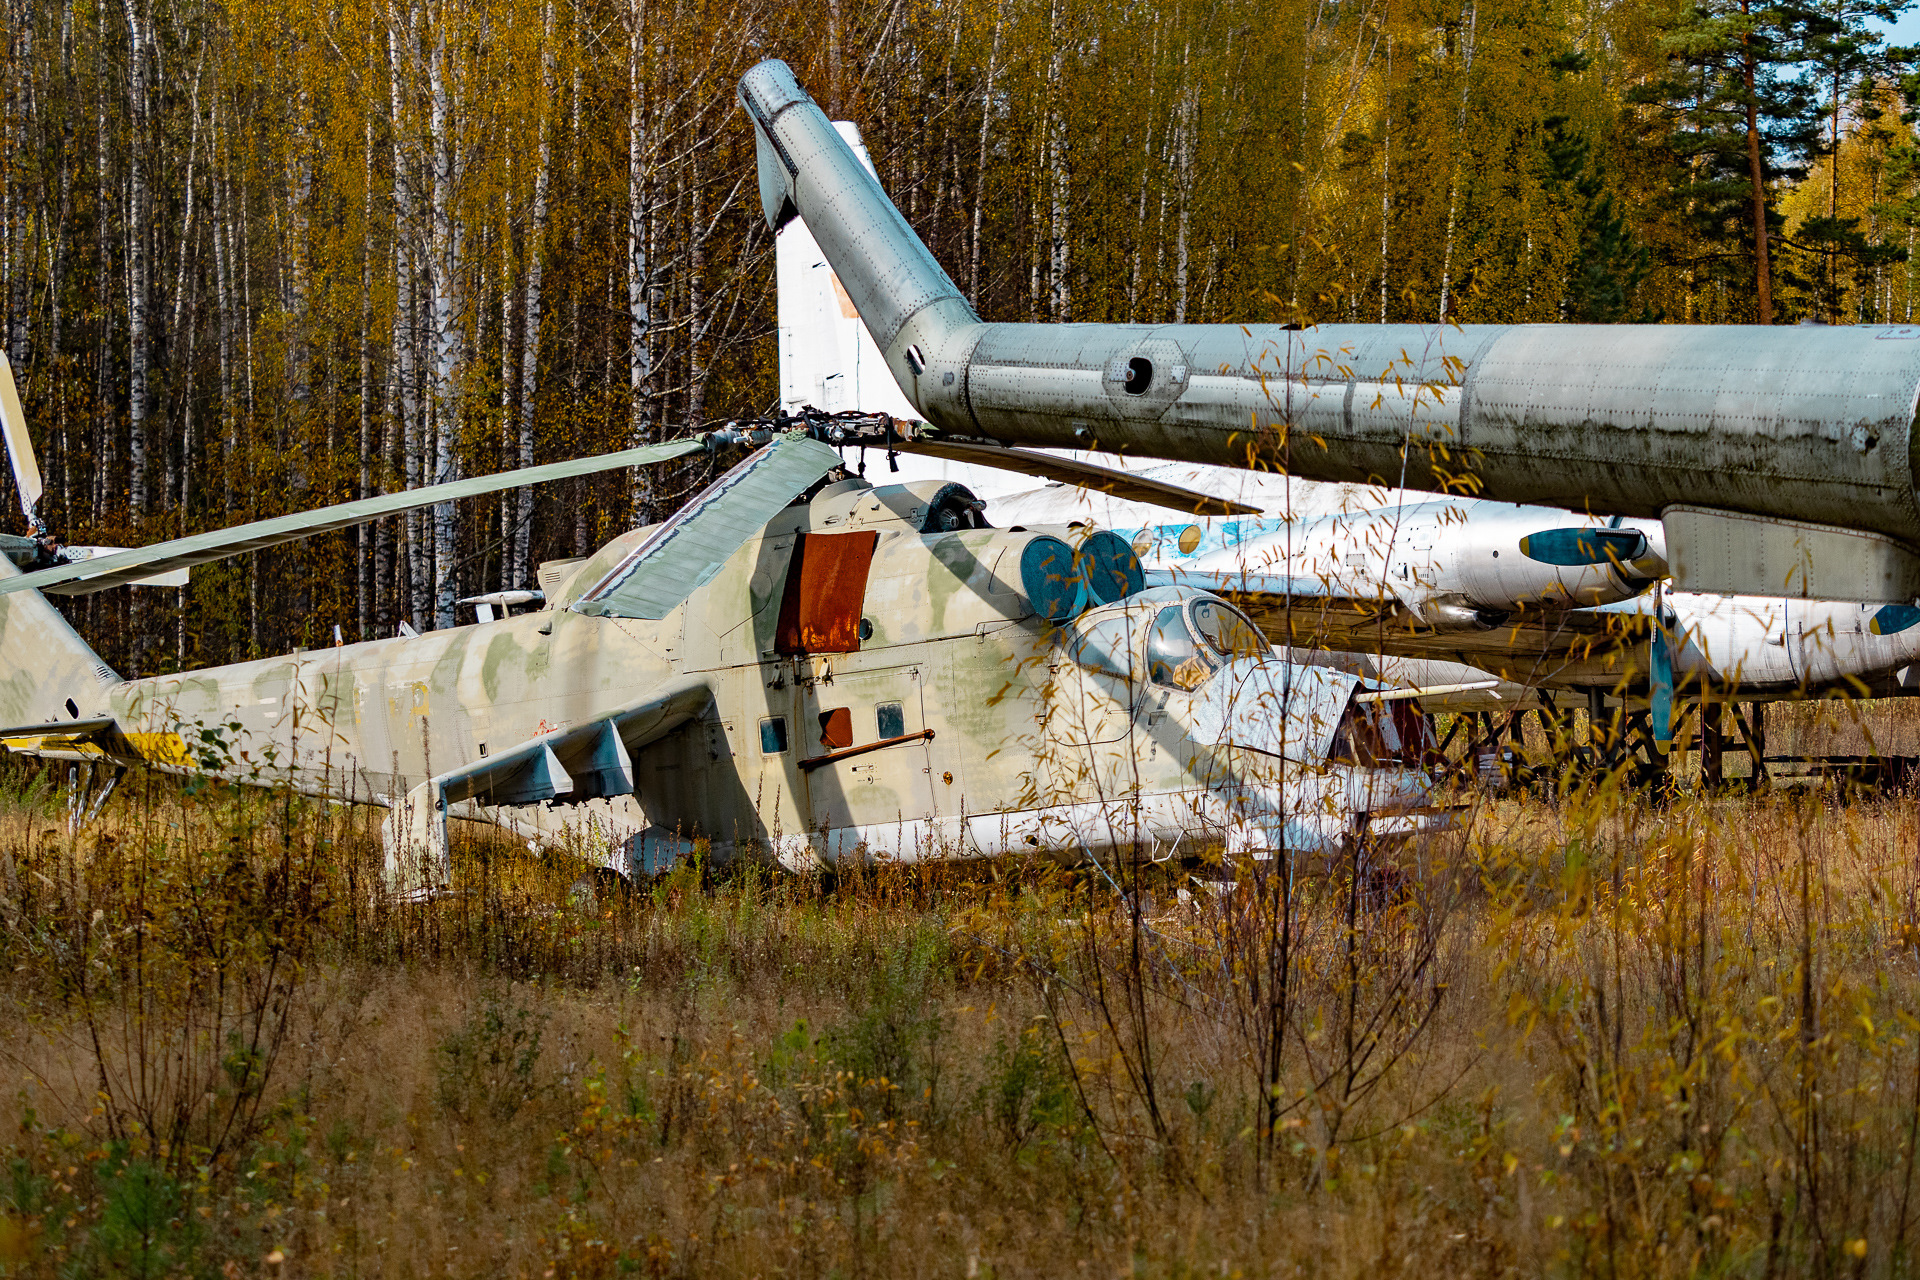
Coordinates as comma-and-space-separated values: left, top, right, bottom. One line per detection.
1, 754, 1920, 1277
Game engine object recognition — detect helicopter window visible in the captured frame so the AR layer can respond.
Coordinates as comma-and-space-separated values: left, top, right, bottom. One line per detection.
775, 531, 879, 656
819, 708, 853, 751
1124, 357, 1154, 394
759, 717, 789, 755
1389, 700, 1436, 765
876, 701, 906, 739
1191, 599, 1269, 663
1147, 606, 1218, 690
1325, 699, 1433, 768
1070, 613, 1134, 678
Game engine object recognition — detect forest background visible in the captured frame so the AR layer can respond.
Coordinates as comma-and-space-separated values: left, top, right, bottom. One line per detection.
0, 0, 1913, 674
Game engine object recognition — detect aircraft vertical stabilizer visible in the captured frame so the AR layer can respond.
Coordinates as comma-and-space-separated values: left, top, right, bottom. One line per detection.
776, 122, 919, 423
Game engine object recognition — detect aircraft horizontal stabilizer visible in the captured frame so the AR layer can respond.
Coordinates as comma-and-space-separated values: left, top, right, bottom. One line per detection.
574, 432, 844, 620
0, 715, 121, 762
0, 438, 709, 597
895, 441, 1258, 516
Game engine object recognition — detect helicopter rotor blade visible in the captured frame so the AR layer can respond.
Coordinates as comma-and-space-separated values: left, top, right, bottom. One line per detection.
572, 432, 845, 621
892, 439, 1259, 516
0, 351, 44, 525
0, 438, 712, 597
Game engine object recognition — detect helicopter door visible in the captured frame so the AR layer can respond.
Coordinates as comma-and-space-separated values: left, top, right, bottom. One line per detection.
802, 665, 940, 860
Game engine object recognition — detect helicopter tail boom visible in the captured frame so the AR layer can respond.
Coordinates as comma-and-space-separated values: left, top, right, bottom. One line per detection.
0, 557, 122, 731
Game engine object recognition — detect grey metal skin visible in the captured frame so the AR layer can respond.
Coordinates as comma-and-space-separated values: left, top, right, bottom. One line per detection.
738, 60, 1920, 572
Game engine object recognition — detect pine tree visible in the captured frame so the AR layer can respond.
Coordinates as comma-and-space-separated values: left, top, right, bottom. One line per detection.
1628, 0, 1819, 322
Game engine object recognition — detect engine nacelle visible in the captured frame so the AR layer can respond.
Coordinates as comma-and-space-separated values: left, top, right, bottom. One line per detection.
1408, 598, 1508, 633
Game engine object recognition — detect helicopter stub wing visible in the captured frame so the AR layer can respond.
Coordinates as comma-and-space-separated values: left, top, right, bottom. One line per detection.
573, 432, 844, 620
385, 676, 715, 897
0, 438, 710, 597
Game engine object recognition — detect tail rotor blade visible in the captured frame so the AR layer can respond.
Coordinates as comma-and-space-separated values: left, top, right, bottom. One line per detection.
0, 352, 43, 525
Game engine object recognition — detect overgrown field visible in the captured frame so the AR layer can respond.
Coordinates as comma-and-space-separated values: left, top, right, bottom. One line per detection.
2, 759, 1920, 1277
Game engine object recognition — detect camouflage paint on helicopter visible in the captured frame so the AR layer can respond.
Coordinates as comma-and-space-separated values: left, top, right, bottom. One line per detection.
0, 429, 1456, 896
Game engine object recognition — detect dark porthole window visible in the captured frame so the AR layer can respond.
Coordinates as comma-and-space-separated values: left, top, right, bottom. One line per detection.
759, 717, 789, 754
1123, 357, 1154, 394
876, 701, 906, 739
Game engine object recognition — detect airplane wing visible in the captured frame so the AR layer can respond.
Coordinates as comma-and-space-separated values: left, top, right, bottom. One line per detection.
1172, 569, 1658, 693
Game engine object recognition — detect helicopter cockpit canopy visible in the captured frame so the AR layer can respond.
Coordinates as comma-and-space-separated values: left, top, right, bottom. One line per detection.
1066, 586, 1273, 692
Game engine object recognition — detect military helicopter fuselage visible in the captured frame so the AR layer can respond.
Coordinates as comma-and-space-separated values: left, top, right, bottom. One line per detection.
47, 473, 1451, 892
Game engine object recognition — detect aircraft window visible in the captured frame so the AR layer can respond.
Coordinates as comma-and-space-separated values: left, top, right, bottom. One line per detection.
1191, 599, 1269, 662
1389, 700, 1436, 764
1124, 357, 1154, 394
876, 701, 906, 739
1326, 699, 1432, 767
759, 717, 789, 754
1147, 606, 1218, 690
819, 708, 854, 750
1070, 613, 1134, 678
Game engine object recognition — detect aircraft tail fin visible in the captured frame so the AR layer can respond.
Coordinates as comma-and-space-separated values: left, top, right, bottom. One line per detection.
775, 121, 920, 422
740, 60, 980, 427
0, 557, 122, 727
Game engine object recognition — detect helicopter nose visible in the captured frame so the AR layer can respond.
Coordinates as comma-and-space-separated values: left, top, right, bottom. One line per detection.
1187, 656, 1348, 762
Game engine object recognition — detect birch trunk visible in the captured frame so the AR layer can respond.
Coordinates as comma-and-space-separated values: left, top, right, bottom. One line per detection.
969, 0, 1003, 298
1045, 0, 1070, 322
359, 106, 376, 636
684, 156, 706, 431
1435, 0, 1477, 324
93, 0, 113, 529
213, 132, 234, 512
428, 21, 464, 630
391, 10, 429, 630
124, 0, 150, 521
628, 0, 654, 523
1174, 48, 1195, 324
1379, 35, 1391, 323
513, 0, 553, 585
1741, 4, 1773, 325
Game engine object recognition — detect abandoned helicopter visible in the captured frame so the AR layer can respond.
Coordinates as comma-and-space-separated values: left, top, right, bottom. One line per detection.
0, 354, 1455, 897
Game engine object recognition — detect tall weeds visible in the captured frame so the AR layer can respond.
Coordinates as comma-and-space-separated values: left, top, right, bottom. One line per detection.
4, 755, 1920, 1276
